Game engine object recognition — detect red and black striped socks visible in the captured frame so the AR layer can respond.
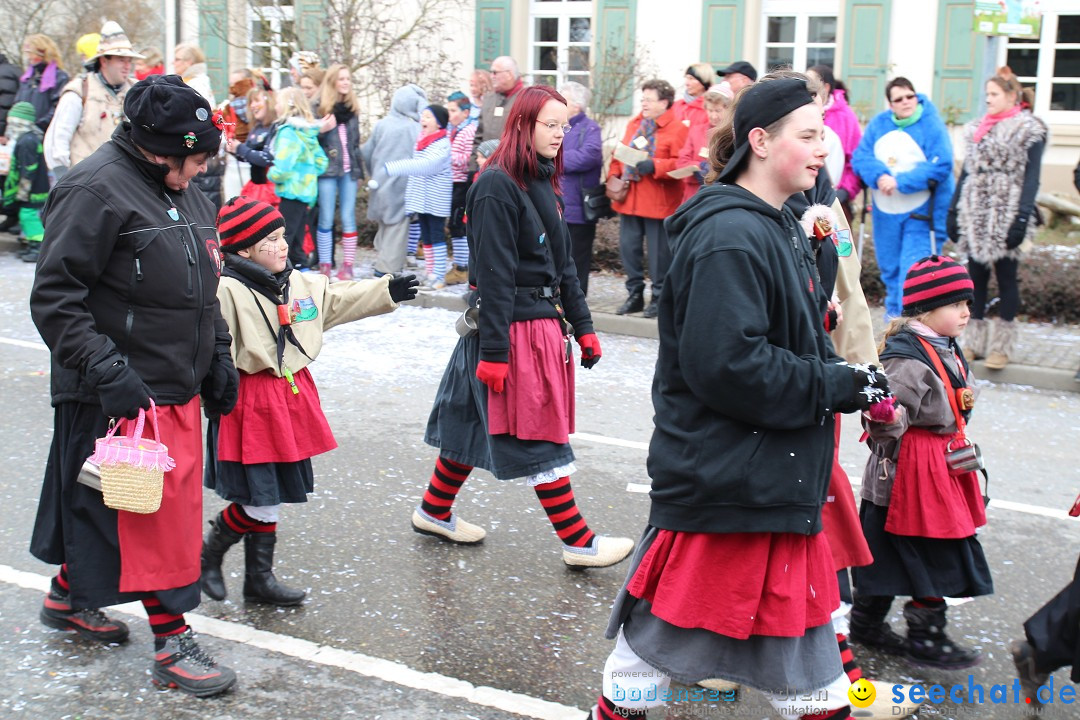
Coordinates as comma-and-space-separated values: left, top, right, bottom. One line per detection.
837, 633, 862, 682
51, 563, 71, 596
534, 476, 596, 548
221, 502, 275, 534
420, 456, 473, 520
594, 695, 646, 719
143, 596, 187, 639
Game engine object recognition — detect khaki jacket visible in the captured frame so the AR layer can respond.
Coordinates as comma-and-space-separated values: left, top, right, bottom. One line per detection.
218, 270, 397, 376
62, 74, 133, 167
829, 198, 878, 365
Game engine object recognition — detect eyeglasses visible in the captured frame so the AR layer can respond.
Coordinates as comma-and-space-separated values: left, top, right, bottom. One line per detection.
536, 121, 572, 134
492, 69, 512, 76
890, 93, 916, 103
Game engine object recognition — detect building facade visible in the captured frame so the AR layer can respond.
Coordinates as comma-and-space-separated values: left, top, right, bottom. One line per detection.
177, 0, 1079, 193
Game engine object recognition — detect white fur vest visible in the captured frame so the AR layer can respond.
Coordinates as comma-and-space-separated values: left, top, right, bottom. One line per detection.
956, 112, 1046, 264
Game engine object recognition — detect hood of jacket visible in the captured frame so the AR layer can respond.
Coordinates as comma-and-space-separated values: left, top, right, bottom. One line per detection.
666, 182, 788, 254
391, 84, 427, 121
283, 116, 321, 138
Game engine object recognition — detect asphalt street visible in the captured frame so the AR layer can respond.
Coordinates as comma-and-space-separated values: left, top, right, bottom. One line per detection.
2, 246, 1080, 719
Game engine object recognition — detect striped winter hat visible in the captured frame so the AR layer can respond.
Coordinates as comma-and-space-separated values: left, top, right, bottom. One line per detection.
902, 255, 974, 317
217, 196, 285, 253
7, 102, 36, 123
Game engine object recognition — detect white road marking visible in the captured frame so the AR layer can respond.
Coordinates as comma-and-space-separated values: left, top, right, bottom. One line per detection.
0, 564, 583, 720
0, 337, 48, 351
570, 431, 648, 451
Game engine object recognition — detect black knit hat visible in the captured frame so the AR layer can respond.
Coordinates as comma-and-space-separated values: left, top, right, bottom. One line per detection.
902, 255, 974, 317
217, 196, 286, 253
125, 74, 222, 157
426, 104, 449, 129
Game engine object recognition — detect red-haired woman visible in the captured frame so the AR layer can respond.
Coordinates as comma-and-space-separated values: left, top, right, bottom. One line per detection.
409, 86, 634, 569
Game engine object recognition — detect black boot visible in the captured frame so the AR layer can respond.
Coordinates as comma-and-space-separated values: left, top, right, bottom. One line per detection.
616, 290, 644, 315
200, 513, 244, 601
903, 600, 982, 669
849, 594, 907, 655
242, 531, 306, 606
20, 241, 41, 263
0, 214, 18, 233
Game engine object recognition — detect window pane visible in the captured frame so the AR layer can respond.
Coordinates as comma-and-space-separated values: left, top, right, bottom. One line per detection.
1057, 14, 1080, 43
1054, 49, 1080, 78
567, 72, 589, 89
808, 17, 837, 44
535, 45, 558, 71
254, 45, 272, 68
569, 46, 589, 72
252, 20, 270, 44
536, 17, 558, 43
767, 16, 795, 44
570, 17, 591, 43
534, 73, 557, 88
1050, 83, 1080, 111
807, 47, 836, 68
766, 47, 794, 70
1007, 46, 1039, 77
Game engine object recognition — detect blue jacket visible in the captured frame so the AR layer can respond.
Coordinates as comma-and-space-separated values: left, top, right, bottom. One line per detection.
559, 111, 603, 225
852, 94, 955, 234
268, 119, 329, 204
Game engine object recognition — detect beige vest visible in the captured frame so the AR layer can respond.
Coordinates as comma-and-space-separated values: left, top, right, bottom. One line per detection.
63, 74, 132, 167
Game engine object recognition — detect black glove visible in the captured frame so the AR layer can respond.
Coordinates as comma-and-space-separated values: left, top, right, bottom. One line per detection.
692, 169, 705, 185
836, 363, 891, 414
635, 158, 655, 176
388, 273, 420, 303
946, 210, 959, 243
1005, 217, 1027, 249
202, 349, 239, 419
95, 361, 156, 419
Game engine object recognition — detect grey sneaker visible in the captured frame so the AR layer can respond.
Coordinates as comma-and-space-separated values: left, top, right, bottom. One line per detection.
152, 628, 237, 697
1010, 639, 1048, 711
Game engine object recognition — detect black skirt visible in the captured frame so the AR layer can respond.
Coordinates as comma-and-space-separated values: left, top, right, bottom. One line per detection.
423, 333, 574, 479
30, 402, 199, 615
204, 419, 314, 505
851, 501, 994, 599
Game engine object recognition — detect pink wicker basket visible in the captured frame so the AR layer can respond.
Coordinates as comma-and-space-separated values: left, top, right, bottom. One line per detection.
86, 399, 175, 514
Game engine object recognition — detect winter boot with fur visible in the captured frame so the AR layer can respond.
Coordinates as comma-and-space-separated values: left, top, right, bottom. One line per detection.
903, 600, 982, 669
961, 318, 989, 360
242, 531, 306, 606
200, 514, 244, 601
984, 318, 1016, 370
849, 595, 908, 655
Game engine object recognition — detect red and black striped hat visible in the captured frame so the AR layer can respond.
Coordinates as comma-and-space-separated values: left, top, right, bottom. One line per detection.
902, 255, 974, 317
217, 196, 286, 253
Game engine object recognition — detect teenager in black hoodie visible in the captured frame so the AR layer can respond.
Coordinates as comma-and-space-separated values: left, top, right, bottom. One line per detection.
591, 76, 892, 720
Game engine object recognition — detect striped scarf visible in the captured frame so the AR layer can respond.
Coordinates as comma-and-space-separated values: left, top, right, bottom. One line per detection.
625, 117, 657, 181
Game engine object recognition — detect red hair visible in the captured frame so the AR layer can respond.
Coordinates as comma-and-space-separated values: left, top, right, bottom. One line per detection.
485, 85, 566, 192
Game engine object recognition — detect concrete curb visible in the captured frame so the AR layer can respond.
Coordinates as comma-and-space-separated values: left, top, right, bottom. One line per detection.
405, 293, 1078, 394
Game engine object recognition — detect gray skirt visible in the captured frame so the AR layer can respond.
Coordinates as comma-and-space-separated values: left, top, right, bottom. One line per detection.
605, 527, 844, 694
424, 334, 574, 479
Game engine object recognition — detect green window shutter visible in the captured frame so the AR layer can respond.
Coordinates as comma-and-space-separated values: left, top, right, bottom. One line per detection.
841, 0, 892, 122
476, 0, 512, 69
199, 0, 228, 102
295, 0, 327, 54
594, 0, 637, 116
934, 0, 984, 125
700, 0, 745, 69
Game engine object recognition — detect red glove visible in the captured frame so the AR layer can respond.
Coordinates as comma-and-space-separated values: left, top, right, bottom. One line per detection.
577, 333, 602, 369
476, 360, 509, 393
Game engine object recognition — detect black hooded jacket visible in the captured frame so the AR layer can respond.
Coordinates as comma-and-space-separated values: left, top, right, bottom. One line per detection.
30, 123, 230, 406
0, 53, 20, 137
649, 183, 860, 535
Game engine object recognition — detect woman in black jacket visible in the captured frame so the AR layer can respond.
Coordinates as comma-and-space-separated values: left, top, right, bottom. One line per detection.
409, 86, 633, 569
590, 76, 892, 720
29, 75, 239, 698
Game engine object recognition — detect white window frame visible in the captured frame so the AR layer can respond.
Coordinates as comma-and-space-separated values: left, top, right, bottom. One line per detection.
248, 1, 295, 90
1000, 10, 1080, 123
761, 0, 839, 74
527, 0, 594, 89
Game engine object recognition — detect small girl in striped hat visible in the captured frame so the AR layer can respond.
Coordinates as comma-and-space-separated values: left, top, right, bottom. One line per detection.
200, 196, 419, 607
852, 254, 993, 670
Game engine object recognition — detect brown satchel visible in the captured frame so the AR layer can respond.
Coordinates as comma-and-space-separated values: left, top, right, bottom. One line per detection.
605, 174, 629, 204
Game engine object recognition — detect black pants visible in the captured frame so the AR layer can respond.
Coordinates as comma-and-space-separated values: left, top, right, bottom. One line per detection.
1024, 554, 1080, 681
567, 222, 596, 297
279, 198, 310, 268
969, 256, 1019, 321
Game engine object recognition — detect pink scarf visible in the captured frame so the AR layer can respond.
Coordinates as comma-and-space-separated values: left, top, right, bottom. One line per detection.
973, 106, 1020, 143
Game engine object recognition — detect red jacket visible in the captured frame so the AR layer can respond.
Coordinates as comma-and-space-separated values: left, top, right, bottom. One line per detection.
672, 95, 708, 130
609, 106, 689, 220
676, 120, 715, 204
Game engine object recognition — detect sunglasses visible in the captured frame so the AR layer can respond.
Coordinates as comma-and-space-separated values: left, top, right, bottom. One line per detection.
890, 93, 916, 103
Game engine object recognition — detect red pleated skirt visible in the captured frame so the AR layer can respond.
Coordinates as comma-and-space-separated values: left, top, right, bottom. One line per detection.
822, 416, 874, 570
486, 318, 575, 443
625, 528, 839, 639
886, 427, 986, 539
217, 367, 337, 464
